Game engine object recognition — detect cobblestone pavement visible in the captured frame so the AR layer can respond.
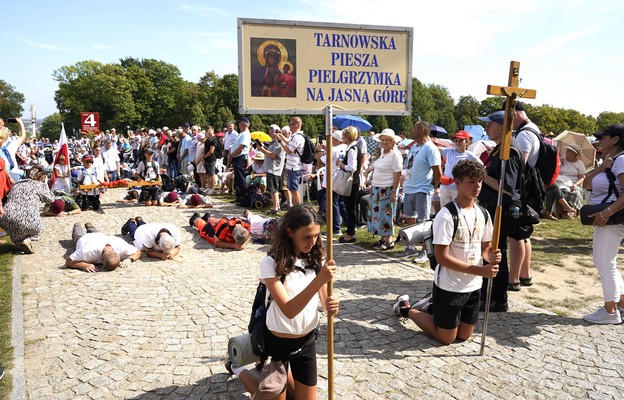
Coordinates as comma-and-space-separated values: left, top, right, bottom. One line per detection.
10, 189, 624, 399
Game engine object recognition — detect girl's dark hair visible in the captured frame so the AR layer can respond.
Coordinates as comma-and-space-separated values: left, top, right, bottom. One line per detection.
270, 204, 325, 276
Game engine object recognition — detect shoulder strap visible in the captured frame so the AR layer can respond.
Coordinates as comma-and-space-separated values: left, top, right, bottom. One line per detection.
444, 202, 489, 239
444, 202, 460, 239
519, 126, 541, 141
266, 275, 287, 309
603, 153, 623, 202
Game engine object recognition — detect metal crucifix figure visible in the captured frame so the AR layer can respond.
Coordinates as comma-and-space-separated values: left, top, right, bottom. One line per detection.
480, 61, 536, 355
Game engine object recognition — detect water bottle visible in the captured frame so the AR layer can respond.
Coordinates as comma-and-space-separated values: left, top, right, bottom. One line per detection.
511, 206, 520, 219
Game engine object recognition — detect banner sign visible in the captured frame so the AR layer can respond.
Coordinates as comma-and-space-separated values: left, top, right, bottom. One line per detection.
80, 112, 100, 133
238, 18, 413, 115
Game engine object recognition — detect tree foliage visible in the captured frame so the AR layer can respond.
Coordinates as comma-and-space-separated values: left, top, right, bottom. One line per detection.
0, 80, 25, 119
40, 113, 63, 141
48, 58, 619, 140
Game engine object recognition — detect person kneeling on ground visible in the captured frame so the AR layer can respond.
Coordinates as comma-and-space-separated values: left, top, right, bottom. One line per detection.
135, 148, 162, 206
175, 192, 213, 209
121, 217, 181, 260
189, 212, 250, 250
42, 196, 82, 217
65, 222, 142, 273
393, 159, 501, 345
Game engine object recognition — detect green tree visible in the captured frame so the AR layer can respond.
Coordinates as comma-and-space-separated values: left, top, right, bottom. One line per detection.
427, 84, 457, 134
479, 97, 504, 117
119, 58, 185, 128
40, 113, 63, 141
596, 112, 624, 131
454, 95, 480, 130
410, 77, 436, 123
0, 80, 25, 119
54, 60, 139, 132
368, 115, 388, 134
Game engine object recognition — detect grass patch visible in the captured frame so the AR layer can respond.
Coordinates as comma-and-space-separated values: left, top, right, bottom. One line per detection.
531, 218, 593, 267
0, 240, 14, 398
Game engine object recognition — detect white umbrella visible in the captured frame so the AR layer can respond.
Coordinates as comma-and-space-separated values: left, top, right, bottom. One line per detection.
553, 130, 596, 170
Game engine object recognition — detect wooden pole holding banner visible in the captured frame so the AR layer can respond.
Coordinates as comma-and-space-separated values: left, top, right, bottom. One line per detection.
324, 105, 335, 399
480, 61, 536, 355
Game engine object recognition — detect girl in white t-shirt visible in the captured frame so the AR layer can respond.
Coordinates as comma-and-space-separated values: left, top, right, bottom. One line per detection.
229, 204, 339, 399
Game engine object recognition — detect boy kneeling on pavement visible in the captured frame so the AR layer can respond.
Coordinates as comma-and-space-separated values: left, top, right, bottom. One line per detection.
393, 159, 501, 345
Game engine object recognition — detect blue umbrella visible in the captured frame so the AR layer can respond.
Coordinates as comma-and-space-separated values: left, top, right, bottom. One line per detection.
430, 124, 447, 138
332, 115, 373, 131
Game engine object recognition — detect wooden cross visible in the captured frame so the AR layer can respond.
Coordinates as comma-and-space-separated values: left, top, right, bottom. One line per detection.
486, 61, 537, 161
480, 60, 536, 356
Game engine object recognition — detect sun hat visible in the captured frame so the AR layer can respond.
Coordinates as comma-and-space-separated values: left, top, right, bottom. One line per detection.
373, 128, 400, 142
254, 152, 265, 161
331, 130, 343, 142
566, 144, 581, 156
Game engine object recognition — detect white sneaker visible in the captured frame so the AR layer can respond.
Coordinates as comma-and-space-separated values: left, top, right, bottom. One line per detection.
411, 293, 432, 311
618, 304, 624, 315
392, 294, 410, 316
583, 307, 622, 325
412, 250, 428, 264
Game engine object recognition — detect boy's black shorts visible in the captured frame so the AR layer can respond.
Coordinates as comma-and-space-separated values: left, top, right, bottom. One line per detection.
432, 284, 480, 329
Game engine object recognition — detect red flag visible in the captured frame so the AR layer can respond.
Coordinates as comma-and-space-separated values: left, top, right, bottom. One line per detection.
50, 123, 70, 188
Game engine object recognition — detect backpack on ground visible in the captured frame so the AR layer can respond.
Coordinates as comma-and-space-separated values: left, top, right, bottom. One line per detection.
160, 173, 175, 192
239, 184, 265, 208
521, 126, 560, 187
427, 202, 490, 271
174, 174, 193, 192
294, 133, 316, 164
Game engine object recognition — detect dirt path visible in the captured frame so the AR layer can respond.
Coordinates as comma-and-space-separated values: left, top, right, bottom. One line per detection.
509, 253, 603, 316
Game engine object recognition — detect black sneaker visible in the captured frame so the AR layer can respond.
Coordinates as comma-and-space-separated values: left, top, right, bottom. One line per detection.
201, 213, 211, 222
480, 299, 509, 313
135, 216, 143, 224
189, 212, 201, 227
121, 218, 135, 235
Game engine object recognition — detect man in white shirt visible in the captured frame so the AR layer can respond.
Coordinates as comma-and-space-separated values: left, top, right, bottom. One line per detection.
102, 139, 121, 181
231, 117, 252, 204
223, 121, 238, 168
508, 102, 541, 290
121, 219, 181, 260
277, 116, 305, 206
66, 222, 141, 273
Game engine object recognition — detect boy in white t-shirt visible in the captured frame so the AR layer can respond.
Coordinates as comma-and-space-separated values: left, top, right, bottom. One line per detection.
393, 159, 501, 345
439, 130, 481, 207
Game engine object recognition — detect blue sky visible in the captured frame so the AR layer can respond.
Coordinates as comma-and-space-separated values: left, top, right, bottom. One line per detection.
2, 0, 623, 120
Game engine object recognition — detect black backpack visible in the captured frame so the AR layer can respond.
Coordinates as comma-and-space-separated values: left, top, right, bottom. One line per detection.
427, 202, 490, 271
294, 133, 316, 164
160, 173, 175, 192
212, 137, 224, 159
248, 262, 318, 361
520, 126, 560, 187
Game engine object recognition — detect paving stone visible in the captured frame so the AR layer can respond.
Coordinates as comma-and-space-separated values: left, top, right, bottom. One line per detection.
13, 189, 624, 399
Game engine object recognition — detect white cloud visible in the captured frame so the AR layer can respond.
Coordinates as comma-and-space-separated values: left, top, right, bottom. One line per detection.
21, 38, 76, 52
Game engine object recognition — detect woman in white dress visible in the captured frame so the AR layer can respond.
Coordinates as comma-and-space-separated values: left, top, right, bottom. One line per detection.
51, 153, 72, 194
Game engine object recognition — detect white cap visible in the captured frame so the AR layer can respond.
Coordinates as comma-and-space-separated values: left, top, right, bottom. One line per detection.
331, 130, 343, 142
